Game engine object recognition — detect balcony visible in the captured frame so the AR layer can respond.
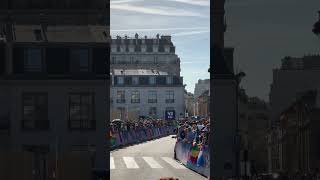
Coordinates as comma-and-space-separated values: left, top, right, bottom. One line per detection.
21, 120, 50, 131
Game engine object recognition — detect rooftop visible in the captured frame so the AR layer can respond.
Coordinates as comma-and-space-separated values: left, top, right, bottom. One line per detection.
111, 34, 173, 45
111, 69, 169, 76
0, 25, 109, 43
281, 55, 320, 70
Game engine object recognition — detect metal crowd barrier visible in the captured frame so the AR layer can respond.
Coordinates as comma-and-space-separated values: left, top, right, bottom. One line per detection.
110, 126, 175, 149
174, 140, 210, 178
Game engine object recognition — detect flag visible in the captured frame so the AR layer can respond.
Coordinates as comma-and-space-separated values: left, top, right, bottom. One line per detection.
197, 145, 205, 167
188, 144, 200, 164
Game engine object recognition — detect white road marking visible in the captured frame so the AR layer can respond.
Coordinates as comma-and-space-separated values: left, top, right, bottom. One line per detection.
110, 157, 115, 169
142, 157, 163, 169
123, 157, 139, 169
161, 157, 187, 169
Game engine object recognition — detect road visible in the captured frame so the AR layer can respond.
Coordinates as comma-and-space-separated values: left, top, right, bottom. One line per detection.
110, 135, 207, 180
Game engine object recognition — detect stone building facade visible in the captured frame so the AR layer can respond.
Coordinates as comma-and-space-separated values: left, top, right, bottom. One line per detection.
238, 89, 269, 175
110, 69, 185, 120
111, 34, 180, 75
268, 55, 320, 173
110, 35, 185, 120
277, 91, 320, 175
0, 0, 109, 179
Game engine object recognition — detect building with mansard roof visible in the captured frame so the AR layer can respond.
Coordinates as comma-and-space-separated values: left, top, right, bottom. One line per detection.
110, 35, 185, 120
110, 34, 181, 76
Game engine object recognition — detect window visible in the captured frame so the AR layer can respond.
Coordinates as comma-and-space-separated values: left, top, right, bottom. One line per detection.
148, 91, 157, 103
70, 48, 89, 72
158, 45, 164, 52
24, 48, 42, 72
166, 107, 174, 111
154, 57, 158, 64
166, 90, 174, 103
130, 57, 134, 64
112, 57, 116, 64
131, 91, 140, 103
116, 91, 125, 103
156, 76, 166, 85
117, 76, 124, 85
68, 93, 95, 130
22, 93, 48, 130
132, 77, 139, 85
147, 45, 153, 52
166, 76, 173, 84
149, 107, 157, 117
149, 76, 156, 85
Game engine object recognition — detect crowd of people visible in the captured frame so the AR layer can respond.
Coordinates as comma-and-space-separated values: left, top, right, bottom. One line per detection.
175, 117, 210, 147
110, 118, 176, 134
109, 118, 177, 148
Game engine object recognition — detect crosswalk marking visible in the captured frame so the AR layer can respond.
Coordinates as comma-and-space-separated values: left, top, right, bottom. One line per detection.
110, 157, 115, 169
142, 157, 163, 169
110, 156, 187, 170
161, 157, 187, 169
123, 157, 139, 169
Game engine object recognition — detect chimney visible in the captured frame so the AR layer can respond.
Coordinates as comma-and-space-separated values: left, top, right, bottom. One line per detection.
156, 34, 160, 43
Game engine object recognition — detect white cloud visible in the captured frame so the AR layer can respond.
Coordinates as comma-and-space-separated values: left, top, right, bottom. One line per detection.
172, 30, 210, 36
111, 27, 208, 32
111, 4, 206, 17
110, 0, 144, 4
166, 0, 210, 6
181, 60, 208, 64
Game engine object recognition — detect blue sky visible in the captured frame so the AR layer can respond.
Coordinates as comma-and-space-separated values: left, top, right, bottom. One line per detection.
110, 0, 210, 94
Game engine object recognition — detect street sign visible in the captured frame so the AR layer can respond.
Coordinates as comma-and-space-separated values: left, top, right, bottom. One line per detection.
165, 110, 175, 120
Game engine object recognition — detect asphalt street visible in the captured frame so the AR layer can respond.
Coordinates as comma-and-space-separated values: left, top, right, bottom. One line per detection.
110, 135, 207, 180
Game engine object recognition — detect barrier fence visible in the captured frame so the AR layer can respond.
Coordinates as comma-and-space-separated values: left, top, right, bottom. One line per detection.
174, 140, 210, 178
110, 126, 176, 149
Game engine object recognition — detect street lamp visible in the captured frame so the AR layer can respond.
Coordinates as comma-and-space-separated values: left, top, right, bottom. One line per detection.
312, 11, 320, 36
235, 71, 246, 180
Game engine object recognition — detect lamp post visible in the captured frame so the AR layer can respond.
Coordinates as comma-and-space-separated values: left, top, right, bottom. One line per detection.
312, 11, 320, 36
235, 71, 246, 180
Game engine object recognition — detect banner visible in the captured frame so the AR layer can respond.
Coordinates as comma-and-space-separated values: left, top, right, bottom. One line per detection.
174, 140, 210, 177
165, 110, 175, 120
109, 126, 175, 150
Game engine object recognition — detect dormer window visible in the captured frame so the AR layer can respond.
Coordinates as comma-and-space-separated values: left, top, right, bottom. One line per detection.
117, 76, 124, 85
132, 76, 139, 85
149, 76, 156, 85
166, 76, 173, 84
